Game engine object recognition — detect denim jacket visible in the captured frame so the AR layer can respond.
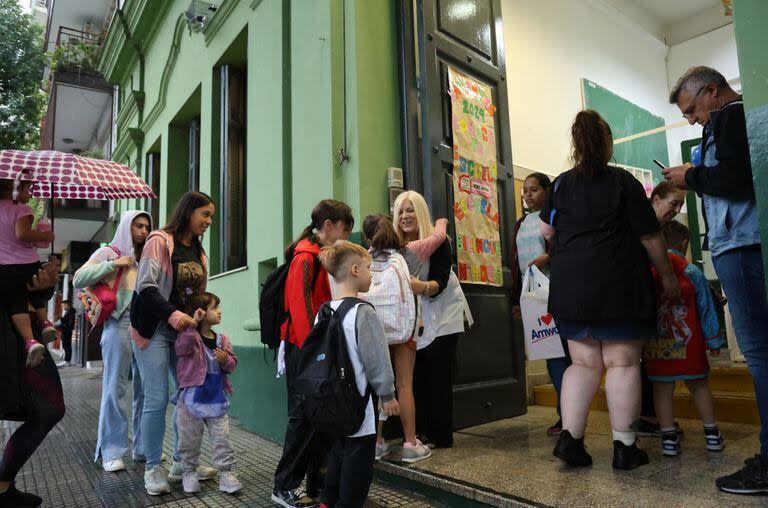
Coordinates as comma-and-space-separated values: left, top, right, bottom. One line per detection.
686, 99, 760, 257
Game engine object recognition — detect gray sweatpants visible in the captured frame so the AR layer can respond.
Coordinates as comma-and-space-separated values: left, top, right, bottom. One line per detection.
177, 405, 235, 473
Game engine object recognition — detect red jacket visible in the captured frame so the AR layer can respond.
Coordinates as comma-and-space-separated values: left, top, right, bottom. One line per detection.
281, 238, 331, 347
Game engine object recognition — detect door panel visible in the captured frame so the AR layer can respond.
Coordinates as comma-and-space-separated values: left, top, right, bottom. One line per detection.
417, 0, 526, 429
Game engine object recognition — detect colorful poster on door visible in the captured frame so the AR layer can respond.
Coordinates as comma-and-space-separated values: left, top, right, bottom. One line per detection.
448, 66, 502, 286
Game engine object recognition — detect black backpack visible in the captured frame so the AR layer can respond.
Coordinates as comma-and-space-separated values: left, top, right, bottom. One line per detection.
293, 297, 372, 436
259, 256, 321, 350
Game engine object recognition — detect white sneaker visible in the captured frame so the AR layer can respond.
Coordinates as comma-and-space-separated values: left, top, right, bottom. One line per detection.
375, 441, 390, 460
132, 452, 168, 463
103, 458, 125, 472
168, 460, 218, 481
219, 471, 242, 494
401, 439, 432, 463
182, 472, 200, 493
144, 465, 171, 496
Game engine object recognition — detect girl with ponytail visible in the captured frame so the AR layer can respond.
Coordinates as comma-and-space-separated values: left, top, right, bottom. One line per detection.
362, 213, 448, 464
273, 199, 353, 505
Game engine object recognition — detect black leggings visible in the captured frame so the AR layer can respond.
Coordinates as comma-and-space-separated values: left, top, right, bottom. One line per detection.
0, 351, 65, 482
414, 333, 459, 446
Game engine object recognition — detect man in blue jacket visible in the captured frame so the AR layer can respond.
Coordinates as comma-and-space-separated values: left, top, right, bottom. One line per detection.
665, 65, 768, 496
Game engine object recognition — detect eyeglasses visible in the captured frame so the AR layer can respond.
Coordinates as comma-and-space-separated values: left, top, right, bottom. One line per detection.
681, 85, 709, 119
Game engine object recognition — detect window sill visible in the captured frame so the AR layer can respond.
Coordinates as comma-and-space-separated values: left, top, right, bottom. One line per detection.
208, 265, 249, 281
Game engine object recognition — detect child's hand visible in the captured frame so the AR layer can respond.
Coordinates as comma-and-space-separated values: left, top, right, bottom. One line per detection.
214, 348, 228, 365
381, 399, 400, 417
42, 231, 55, 243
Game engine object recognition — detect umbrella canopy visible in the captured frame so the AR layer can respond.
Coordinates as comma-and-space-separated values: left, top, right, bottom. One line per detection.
0, 150, 155, 200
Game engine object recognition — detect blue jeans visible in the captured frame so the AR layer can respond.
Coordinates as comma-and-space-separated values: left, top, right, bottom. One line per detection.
546, 339, 571, 417
132, 324, 180, 469
95, 314, 144, 462
713, 245, 768, 455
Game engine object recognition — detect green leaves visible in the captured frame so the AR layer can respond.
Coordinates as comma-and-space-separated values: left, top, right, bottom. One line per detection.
0, 0, 46, 150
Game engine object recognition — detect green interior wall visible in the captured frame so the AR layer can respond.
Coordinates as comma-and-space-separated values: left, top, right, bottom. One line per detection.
733, 0, 768, 296
101, 0, 401, 442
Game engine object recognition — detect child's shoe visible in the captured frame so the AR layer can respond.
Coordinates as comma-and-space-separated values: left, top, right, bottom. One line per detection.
182, 472, 200, 493
661, 433, 681, 456
24, 339, 45, 368
144, 465, 171, 496
38, 320, 56, 343
375, 440, 390, 460
401, 440, 432, 463
218, 471, 242, 494
705, 428, 725, 451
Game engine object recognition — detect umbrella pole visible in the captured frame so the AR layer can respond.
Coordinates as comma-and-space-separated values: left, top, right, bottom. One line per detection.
50, 182, 55, 258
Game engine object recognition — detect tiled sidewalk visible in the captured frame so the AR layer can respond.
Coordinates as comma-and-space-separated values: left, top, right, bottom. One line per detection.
2, 366, 439, 508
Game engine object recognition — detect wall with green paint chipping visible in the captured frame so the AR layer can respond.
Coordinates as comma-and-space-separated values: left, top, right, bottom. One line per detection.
733, 0, 768, 295
99, 0, 401, 440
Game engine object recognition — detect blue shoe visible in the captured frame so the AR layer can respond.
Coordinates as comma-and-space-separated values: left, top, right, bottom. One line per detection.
705, 430, 725, 452
662, 434, 681, 457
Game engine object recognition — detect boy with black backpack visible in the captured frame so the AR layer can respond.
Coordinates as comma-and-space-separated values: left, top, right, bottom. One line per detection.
310, 241, 399, 508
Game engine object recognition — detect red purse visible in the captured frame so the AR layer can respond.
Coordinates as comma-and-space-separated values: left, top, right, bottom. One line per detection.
80, 246, 125, 326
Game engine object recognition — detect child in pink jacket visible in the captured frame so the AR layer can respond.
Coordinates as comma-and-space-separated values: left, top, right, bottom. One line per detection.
174, 292, 241, 495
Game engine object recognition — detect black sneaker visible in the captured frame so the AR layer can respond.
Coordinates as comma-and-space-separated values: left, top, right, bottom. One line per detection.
553, 430, 593, 467
716, 455, 768, 495
634, 419, 684, 439
0, 485, 42, 507
270, 489, 317, 508
612, 440, 649, 470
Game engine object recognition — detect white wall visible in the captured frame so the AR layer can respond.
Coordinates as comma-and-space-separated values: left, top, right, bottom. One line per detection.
665, 24, 739, 166
501, 0, 672, 177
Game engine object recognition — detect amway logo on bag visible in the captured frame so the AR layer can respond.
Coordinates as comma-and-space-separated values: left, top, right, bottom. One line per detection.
531, 313, 558, 343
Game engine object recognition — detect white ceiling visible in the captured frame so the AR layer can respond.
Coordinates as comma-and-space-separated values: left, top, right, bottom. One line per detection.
43, 218, 105, 253
627, 0, 722, 27
45, 0, 112, 51
51, 83, 111, 152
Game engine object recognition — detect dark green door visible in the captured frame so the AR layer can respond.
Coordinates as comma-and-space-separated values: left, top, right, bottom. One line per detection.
415, 0, 526, 429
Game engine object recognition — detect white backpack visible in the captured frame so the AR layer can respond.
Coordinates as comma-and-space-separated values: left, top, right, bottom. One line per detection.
359, 249, 417, 345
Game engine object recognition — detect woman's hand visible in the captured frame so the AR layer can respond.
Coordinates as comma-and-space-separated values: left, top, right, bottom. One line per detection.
214, 348, 228, 365
113, 256, 133, 269
174, 314, 197, 331
27, 260, 60, 291
409, 276, 427, 295
381, 399, 400, 417
660, 272, 681, 303
528, 254, 551, 270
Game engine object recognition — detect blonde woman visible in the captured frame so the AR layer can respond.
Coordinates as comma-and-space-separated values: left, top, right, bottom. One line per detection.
393, 191, 472, 449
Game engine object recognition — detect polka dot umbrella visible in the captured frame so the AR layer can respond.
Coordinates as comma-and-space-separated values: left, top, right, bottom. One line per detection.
0, 150, 156, 254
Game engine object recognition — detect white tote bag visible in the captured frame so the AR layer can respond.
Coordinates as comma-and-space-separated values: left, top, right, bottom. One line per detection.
520, 265, 565, 360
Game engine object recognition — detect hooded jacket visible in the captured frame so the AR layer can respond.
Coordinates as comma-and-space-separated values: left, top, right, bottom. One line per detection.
73, 210, 152, 320
130, 230, 208, 347
280, 238, 331, 347
685, 98, 759, 256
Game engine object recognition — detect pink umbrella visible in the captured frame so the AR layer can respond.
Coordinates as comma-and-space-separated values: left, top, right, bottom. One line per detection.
0, 150, 156, 255
0, 150, 155, 200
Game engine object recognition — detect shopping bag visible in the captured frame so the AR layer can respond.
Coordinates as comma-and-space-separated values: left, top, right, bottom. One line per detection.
520, 266, 565, 360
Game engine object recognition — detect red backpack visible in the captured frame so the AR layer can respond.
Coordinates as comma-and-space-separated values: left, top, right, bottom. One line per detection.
80, 245, 124, 326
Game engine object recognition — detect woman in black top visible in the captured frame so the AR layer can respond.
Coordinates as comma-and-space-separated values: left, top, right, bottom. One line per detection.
543, 110, 679, 470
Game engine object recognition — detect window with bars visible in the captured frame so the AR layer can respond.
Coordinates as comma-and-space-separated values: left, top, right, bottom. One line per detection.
217, 65, 247, 273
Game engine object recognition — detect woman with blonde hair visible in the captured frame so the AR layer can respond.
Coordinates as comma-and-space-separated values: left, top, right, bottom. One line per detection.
393, 191, 472, 449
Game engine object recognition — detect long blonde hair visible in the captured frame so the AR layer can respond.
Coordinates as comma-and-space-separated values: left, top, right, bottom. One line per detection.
393, 190, 435, 242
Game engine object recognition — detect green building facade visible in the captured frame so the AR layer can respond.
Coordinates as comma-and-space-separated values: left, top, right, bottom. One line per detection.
99, 0, 402, 440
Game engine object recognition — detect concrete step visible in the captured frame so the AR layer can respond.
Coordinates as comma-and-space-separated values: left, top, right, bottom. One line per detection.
532, 366, 759, 425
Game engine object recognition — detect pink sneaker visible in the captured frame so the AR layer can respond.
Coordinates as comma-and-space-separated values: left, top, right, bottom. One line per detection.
24, 339, 45, 367
39, 320, 56, 343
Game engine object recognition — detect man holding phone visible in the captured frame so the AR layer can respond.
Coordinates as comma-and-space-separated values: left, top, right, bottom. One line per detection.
664, 66, 767, 496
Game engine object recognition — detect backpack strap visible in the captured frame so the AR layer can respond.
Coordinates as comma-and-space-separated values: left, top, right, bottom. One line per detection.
333, 297, 370, 323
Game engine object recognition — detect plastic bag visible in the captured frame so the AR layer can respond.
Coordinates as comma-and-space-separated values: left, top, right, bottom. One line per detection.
520, 266, 565, 360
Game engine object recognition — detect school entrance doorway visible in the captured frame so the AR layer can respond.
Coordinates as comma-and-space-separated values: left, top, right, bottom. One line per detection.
399, 0, 527, 429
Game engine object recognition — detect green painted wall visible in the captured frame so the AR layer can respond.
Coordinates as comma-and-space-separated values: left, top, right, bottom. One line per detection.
99, 0, 401, 442
733, 0, 768, 295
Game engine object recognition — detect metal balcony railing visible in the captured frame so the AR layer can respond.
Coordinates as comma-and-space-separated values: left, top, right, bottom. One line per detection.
50, 26, 104, 77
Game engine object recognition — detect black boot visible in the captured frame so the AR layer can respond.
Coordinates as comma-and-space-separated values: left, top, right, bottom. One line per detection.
553, 430, 592, 466
612, 440, 649, 470
0, 485, 42, 508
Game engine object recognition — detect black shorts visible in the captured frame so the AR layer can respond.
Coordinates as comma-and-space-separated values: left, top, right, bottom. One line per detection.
0, 262, 44, 315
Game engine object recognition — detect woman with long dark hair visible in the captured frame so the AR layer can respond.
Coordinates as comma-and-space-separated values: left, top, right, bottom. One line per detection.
272, 199, 354, 508
544, 110, 679, 470
74, 210, 151, 472
130, 191, 217, 495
